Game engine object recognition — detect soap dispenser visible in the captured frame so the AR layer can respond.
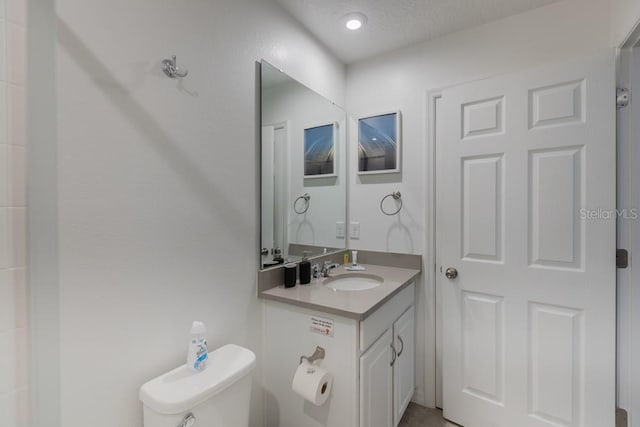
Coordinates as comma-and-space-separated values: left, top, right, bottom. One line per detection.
299, 251, 312, 285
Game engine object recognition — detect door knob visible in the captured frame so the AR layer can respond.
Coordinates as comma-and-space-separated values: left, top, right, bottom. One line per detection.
445, 267, 458, 279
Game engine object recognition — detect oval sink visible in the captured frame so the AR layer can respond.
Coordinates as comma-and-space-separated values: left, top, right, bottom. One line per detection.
323, 273, 384, 291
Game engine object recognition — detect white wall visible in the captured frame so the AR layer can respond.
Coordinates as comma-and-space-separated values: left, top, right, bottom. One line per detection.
0, 0, 28, 425
612, 0, 640, 46
28, 1, 345, 427
617, 40, 640, 425
347, 0, 614, 252
262, 80, 346, 254
346, 0, 616, 407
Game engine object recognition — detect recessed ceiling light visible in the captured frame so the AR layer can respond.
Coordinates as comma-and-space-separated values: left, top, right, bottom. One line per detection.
346, 18, 362, 30
344, 13, 367, 31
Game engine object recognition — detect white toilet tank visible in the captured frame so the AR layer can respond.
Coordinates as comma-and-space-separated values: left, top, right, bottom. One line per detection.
140, 344, 256, 427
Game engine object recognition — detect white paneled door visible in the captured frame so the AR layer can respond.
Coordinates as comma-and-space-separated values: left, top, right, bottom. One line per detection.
437, 52, 616, 427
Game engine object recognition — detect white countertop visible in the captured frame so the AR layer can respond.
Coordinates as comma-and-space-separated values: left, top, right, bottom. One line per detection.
259, 264, 420, 319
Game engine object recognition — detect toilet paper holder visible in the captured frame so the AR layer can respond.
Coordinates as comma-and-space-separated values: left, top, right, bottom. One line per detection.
299, 346, 325, 365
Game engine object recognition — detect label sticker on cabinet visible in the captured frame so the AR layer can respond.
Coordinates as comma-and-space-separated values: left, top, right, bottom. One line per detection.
310, 316, 334, 337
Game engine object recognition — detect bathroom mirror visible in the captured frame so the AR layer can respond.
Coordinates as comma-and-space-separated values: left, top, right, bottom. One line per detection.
260, 60, 347, 269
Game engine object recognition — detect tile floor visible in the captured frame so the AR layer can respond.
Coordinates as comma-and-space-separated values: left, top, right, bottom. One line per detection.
401, 406, 627, 427
399, 403, 459, 427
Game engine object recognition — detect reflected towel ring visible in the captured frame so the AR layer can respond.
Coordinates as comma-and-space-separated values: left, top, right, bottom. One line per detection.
294, 193, 311, 214
380, 191, 402, 216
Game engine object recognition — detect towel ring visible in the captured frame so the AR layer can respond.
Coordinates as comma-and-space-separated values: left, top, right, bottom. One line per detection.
294, 193, 311, 214
380, 191, 402, 216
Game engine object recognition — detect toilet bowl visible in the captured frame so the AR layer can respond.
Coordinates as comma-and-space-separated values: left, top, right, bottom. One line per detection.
140, 344, 256, 427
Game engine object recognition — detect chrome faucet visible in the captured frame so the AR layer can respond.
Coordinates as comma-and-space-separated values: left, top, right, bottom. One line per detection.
321, 261, 339, 277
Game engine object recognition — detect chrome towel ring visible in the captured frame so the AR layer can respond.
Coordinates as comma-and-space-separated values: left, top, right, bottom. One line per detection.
294, 193, 311, 214
380, 191, 403, 216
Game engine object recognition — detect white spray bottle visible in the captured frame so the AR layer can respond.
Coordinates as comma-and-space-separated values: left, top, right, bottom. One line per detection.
187, 321, 208, 372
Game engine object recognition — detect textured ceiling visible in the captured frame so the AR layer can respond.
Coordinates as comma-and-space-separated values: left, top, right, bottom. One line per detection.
276, 0, 561, 63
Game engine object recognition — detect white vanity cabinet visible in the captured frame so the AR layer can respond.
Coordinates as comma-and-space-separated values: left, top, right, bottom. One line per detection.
359, 285, 415, 427
262, 277, 417, 427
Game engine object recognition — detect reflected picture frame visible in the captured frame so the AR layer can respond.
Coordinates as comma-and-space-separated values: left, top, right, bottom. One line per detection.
357, 111, 401, 175
304, 122, 337, 178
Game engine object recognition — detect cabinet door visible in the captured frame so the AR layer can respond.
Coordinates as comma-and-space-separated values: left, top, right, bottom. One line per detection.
360, 328, 393, 427
393, 305, 415, 426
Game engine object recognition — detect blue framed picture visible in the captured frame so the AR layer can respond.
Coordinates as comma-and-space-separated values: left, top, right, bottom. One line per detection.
304, 123, 336, 178
358, 111, 401, 174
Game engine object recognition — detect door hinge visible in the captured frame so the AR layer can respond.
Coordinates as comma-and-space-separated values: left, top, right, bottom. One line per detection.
616, 408, 628, 427
617, 87, 630, 108
617, 249, 629, 269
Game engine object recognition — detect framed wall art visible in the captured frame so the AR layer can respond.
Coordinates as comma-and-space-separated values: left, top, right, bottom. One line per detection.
304, 123, 337, 178
357, 111, 401, 174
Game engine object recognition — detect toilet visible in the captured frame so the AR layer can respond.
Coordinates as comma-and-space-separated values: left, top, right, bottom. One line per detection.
139, 344, 256, 427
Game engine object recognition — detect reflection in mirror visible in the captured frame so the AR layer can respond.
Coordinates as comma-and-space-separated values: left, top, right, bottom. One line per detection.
260, 61, 346, 269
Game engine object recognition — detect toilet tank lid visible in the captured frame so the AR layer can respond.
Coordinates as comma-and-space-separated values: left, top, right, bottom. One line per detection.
139, 344, 256, 415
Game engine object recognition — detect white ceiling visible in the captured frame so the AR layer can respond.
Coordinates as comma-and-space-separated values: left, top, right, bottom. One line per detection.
276, 0, 561, 64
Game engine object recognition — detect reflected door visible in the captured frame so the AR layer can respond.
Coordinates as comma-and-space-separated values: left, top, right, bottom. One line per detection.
261, 125, 275, 255
437, 52, 616, 426
261, 124, 288, 261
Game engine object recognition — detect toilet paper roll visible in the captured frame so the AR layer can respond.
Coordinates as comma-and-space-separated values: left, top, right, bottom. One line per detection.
292, 361, 333, 406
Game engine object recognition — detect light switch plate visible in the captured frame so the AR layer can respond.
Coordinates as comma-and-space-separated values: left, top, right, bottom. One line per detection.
350, 222, 360, 239
336, 221, 345, 238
